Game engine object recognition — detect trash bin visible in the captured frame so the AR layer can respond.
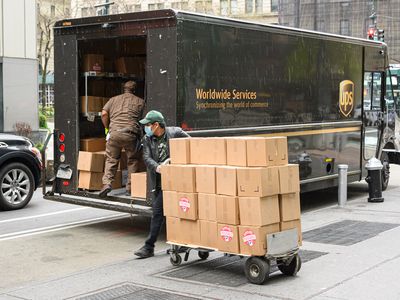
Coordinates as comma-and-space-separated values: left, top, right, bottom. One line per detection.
365, 157, 384, 203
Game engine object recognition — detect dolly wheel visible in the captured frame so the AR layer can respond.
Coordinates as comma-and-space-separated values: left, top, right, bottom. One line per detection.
278, 254, 302, 276
244, 257, 270, 285
170, 253, 182, 266
198, 251, 209, 260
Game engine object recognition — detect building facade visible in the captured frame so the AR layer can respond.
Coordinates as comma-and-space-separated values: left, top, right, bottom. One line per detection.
278, 0, 400, 63
0, 0, 39, 132
70, 0, 279, 24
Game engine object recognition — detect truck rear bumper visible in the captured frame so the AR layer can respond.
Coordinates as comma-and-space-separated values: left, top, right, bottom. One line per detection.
44, 193, 153, 216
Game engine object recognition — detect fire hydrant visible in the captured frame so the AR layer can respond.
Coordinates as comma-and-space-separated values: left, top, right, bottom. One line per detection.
365, 157, 384, 203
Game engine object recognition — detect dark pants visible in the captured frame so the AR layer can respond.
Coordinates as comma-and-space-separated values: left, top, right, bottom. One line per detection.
145, 190, 164, 250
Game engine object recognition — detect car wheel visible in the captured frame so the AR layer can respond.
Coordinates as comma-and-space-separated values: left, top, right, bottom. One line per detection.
0, 162, 35, 210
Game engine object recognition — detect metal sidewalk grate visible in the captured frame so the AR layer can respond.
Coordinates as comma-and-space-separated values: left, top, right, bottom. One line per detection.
160, 249, 326, 287
303, 220, 399, 246
75, 283, 200, 300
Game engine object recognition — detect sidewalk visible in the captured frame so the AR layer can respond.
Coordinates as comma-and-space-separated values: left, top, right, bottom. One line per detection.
2, 186, 400, 300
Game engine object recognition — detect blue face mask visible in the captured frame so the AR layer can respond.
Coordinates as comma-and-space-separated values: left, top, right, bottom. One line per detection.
144, 125, 154, 137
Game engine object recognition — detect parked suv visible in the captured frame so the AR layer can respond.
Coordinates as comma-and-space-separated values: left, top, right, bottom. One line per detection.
0, 134, 42, 210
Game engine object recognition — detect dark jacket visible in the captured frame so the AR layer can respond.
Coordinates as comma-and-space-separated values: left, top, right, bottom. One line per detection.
143, 126, 190, 203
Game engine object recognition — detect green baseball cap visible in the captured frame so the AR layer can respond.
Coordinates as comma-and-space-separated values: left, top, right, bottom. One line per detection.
139, 110, 165, 125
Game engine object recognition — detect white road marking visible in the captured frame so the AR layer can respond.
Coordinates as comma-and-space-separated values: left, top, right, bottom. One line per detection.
0, 213, 128, 241
0, 207, 89, 224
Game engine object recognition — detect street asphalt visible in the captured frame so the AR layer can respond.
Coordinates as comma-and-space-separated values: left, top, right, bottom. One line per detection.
1, 168, 400, 299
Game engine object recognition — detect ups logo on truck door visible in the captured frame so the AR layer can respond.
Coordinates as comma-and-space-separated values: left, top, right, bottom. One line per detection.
339, 80, 354, 117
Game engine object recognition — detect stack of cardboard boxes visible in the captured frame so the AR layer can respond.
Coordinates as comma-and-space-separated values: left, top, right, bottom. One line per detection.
77, 149, 128, 190
162, 137, 301, 255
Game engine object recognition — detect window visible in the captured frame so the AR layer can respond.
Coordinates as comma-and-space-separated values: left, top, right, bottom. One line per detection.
134, 4, 141, 11
81, 7, 88, 17
220, 0, 229, 15
157, 3, 165, 9
50, 5, 55, 17
245, 0, 253, 13
340, 19, 350, 36
271, 0, 278, 12
255, 0, 263, 13
196, 0, 203, 12
148, 4, 156, 10
64, 7, 70, 16
317, 20, 325, 31
230, 0, 238, 14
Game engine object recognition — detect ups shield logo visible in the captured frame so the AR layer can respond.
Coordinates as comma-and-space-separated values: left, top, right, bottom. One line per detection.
339, 80, 354, 117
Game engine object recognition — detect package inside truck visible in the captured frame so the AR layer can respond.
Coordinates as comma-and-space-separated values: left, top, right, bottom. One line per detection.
77, 37, 147, 192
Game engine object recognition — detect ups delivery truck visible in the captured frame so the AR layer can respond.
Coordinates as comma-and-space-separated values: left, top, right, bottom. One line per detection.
44, 10, 400, 213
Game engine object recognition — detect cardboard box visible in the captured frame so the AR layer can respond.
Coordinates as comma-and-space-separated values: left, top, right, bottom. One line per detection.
239, 195, 280, 226
196, 165, 216, 194
77, 151, 105, 172
80, 138, 106, 152
226, 137, 247, 166
271, 137, 288, 166
163, 191, 178, 217
169, 138, 190, 164
216, 166, 237, 196
238, 223, 280, 256
200, 220, 218, 249
131, 172, 147, 198
174, 165, 196, 193
216, 195, 239, 225
161, 165, 177, 191
279, 193, 301, 221
237, 167, 279, 197
115, 57, 144, 77
176, 192, 198, 220
166, 217, 200, 245
166, 217, 180, 243
190, 138, 227, 165
280, 219, 302, 246
198, 193, 217, 221
80, 96, 103, 114
78, 171, 103, 190
217, 224, 239, 254
82, 54, 104, 72
246, 137, 276, 167
278, 164, 300, 194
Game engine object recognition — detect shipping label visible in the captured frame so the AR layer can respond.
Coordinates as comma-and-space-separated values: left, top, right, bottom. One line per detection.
243, 230, 257, 247
179, 197, 190, 212
220, 226, 234, 242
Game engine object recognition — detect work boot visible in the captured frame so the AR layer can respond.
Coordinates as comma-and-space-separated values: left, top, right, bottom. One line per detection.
134, 246, 154, 259
99, 184, 112, 198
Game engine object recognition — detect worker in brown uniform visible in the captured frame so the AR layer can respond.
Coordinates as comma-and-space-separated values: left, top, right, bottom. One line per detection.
99, 81, 145, 198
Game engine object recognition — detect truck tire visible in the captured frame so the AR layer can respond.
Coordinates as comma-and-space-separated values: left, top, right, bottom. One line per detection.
381, 151, 390, 191
0, 162, 35, 210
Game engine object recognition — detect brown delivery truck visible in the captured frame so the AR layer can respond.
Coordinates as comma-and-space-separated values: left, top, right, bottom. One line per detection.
44, 9, 400, 213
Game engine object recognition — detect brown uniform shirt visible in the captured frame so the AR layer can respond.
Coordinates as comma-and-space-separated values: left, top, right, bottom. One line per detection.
103, 92, 145, 134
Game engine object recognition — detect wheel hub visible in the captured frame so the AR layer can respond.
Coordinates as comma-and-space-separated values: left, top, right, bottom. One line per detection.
249, 264, 260, 277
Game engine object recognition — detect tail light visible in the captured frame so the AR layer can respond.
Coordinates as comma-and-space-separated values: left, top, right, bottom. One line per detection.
59, 132, 65, 143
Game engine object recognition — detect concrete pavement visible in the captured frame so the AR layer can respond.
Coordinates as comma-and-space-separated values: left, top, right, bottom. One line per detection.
1, 183, 400, 299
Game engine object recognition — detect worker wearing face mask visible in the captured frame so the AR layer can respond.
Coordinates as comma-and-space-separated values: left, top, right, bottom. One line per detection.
134, 110, 190, 259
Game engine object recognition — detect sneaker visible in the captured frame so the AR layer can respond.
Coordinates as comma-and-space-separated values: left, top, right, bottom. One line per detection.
134, 246, 154, 259
99, 184, 112, 198
125, 190, 131, 196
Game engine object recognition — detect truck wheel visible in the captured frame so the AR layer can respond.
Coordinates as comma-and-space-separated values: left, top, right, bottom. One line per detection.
0, 162, 35, 210
278, 254, 302, 276
244, 257, 270, 285
381, 151, 390, 191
